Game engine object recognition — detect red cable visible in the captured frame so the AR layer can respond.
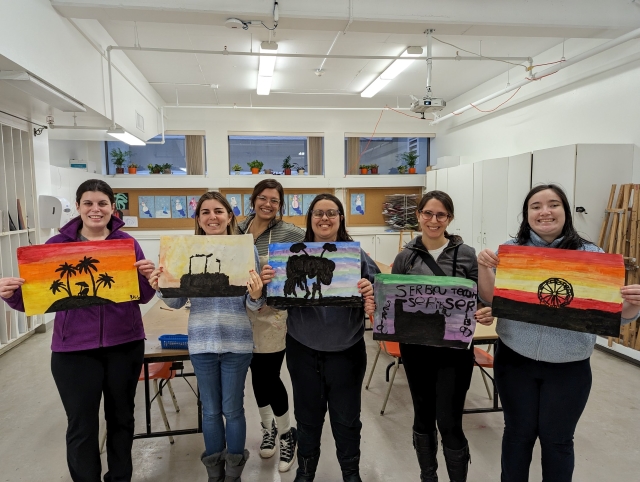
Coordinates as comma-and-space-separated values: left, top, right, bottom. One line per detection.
356, 109, 385, 166
531, 59, 565, 69
385, 106, 430, 120
469, 87, 521, 113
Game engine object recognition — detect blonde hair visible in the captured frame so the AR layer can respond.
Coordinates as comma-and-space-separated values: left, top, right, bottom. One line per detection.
194, 192, 238, 236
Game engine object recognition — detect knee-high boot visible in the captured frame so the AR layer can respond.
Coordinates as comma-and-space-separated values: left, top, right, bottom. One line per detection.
443, 443, 470, 482
413, 431, 438, 482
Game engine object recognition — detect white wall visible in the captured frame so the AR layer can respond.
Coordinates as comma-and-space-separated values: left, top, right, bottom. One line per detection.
48, 140, 104, 172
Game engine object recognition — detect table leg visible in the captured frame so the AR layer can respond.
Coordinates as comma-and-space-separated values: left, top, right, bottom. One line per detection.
144, 361, 151, 435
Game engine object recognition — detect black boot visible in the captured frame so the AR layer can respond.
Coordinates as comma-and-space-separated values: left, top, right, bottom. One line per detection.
224, 449, 249, 482
201, 450, 225, 482
442, 443, 470, 482
294, 451, 320, 482
413, 431, 438, 482
339, 455, 362, 482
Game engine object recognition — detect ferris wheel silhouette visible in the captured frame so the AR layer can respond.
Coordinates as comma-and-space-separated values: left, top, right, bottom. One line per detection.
537, 278, 574, 308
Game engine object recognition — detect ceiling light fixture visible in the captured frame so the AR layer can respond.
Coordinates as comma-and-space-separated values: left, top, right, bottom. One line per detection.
257, 41, 278, 95
361, 47, 423, 98
0, 71, 86, 112
107, 127, 146, 146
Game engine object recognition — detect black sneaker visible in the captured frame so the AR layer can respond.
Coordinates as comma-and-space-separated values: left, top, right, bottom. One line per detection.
259, 420, 278, 458
278, 427, 298, 472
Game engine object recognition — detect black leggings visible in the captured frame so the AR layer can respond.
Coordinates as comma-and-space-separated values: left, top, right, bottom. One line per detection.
400, 343, 474, 450
494, 340, 592, 482
250, 349, 289, 416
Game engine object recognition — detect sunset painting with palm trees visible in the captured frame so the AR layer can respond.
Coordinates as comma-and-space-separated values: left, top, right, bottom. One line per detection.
17, 239, 139, 315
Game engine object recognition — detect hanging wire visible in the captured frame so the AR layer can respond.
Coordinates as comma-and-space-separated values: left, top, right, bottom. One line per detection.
433, 36, 529, 70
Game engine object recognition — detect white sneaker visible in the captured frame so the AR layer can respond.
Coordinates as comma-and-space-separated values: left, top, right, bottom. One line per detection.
259, 420, 278, 458
278, 427, 298, 472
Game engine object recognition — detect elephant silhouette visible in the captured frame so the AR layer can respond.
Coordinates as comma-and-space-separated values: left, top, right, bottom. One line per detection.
283, 242, 337, 300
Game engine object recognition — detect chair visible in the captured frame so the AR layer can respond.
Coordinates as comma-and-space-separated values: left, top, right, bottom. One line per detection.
100, 362, 180, 452
365, 340, 403, 415
473, 346, 495, 400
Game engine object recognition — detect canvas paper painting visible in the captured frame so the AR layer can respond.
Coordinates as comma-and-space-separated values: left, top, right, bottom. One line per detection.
492, 245, 624, 336
372, 274, 477, 348
243, 194, 254, 216
267, 242, 362, 307
155, 196, 171, 218
226, 194, 242, 216
18, 239, 140, 316
351, 193, 365, 215
158, 234, 255, 297
289, 194, 304, 216
171, 196, 187, 218
139, 196, 155, 218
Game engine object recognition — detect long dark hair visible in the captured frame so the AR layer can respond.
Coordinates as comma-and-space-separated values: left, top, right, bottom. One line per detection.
304, 194, 352, 242
417, 190, 462, 244
250, 179, 286, 218
75, 179, 115, 205
194, 192, 238, 236
515, 184, 588, 250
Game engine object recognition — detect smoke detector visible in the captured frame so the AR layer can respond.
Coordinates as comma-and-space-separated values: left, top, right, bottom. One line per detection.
225, 18, 247, 29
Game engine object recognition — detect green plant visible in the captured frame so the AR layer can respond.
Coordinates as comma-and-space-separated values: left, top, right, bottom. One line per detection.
110, 148, 131, 167
399, 151, 419, 168
127, 162, 139, 169
369, 163, 379, 169
397, 165, 408, 174
147, 163, 162, 173
282, 155, 293, 169
359, 164, 370, 170
232, 164, 242, 171
162, 163, 173, 171
292, 163, 306, 171
248, 160, 264, 170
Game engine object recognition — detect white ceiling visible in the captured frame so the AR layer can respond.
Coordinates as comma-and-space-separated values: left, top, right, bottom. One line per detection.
49, 0, 640, 109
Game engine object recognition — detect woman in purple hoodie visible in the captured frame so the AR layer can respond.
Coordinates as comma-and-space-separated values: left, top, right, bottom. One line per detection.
0, 179, 156, 482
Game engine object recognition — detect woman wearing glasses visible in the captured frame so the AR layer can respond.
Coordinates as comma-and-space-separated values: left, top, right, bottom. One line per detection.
260, 194, 378, 482
391, 191, 493, 482
237, 179, 305, 472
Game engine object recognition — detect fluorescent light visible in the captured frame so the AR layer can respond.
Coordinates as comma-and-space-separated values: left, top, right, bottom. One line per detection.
360, 48, 422, 98
257, 41, 278, 96
0, 71, 86, 112
107, 128, 146, 146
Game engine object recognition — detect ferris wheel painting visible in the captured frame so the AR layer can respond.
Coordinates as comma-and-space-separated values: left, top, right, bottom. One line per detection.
492, 245, 625, 337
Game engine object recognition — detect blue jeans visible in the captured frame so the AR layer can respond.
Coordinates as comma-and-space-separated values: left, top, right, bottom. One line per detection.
190, 352, 253, 456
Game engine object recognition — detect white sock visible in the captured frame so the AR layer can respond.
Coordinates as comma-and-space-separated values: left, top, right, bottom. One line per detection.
258, 405, 274, 428
275, 410, 291, 435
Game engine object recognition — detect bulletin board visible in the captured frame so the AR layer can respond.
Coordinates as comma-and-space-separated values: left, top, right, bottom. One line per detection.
345, 187, 423, 227
113, 188, 208, 230
219, 188, 334, 228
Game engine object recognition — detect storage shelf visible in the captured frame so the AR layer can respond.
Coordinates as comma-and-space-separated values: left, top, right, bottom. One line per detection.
0, 228, 35, 237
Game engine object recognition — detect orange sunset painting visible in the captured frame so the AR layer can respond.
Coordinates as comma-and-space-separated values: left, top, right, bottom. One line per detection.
17, 239, 140, 316
492, 245, 624, 337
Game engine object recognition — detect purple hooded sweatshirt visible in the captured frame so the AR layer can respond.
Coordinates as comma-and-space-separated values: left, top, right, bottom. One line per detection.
1, 216, 156, 352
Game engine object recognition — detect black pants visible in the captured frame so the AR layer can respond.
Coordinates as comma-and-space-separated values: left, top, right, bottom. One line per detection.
286, 334, 367, 464
51, 340, 145, 482
400, 343, 474, 450
250, 349, 289, 416
494, 340, 592, 482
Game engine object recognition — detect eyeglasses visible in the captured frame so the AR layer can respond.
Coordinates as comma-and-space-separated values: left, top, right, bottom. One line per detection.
419, 210, 451, 222
311, 209, 340, 219
256, 195, 280, 206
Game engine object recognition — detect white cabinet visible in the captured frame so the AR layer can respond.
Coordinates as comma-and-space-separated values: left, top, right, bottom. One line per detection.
445, 164, 474, 245
435, 169, 448, 192
481, 157, 510, 252
506, 153, 532, 240
472, 162, 483, 252
351, 232, 416, 266
426, 170, 436, 191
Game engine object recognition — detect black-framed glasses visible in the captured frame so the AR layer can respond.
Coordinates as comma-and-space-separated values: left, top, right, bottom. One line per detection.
311, 209, 340, 219
256, 195, 281, 206
419, 210, 450, 222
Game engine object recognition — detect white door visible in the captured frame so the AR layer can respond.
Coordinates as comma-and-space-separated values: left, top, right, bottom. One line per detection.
531, 145, 576, 209
506, 153, 532, 240
482, 158, 509, 251
426, 170, 436, 192
435, 169, 448, 192
472, 162, 484, 252
574, 144, 634, 244
446, 164, 474, 245
351, 235, 376, 261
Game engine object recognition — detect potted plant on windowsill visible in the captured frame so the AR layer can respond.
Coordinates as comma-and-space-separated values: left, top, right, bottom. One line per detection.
292, 163, 306, 175
232, 164, 242, 175
397, 165, 408, 174
359, 164, 369, 175
282, 155, 293, 175
248, 160, 263, 174
399, 151, 419, 174
127, 163, 138, 175
369, 163, 379, 174
110, 147, 131, 174
147, 163, 162, 174
162, 163, 173, 174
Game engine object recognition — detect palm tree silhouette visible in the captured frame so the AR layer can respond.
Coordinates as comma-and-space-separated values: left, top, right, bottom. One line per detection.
76, 256, 100, 296
49, 279, 70, 297
55, 262, 77, 296
290, 242, 308, 255
96, 273, 115, 295
320, 243, 337, 257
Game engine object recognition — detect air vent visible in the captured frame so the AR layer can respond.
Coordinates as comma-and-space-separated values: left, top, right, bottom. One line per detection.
135, 111, 144, 132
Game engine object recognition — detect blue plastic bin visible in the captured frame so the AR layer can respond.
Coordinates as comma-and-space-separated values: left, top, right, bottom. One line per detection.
158, 334, 188, 350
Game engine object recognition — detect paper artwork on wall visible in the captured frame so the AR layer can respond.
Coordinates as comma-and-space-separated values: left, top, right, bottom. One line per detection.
122, 216, 138, 227
226, 194, 242, 217
243, 194, 254, 216
289, 194, 304, 216
187, 196, 198, 219
17, 239, 140, 316
302, 195, 316, 214
351, 193, 365, 215
171, 196, 188, 218
139, 196, 155, 218
114, 193, 130, 219
154, 196, 171, 218
267, 241, 362, 307
158, 234, 255, 298
492, 245, 624, 336
372, 274, 477, 348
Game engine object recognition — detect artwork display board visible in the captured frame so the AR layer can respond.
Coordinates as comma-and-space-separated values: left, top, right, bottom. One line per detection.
18, 239, 140, 316
345, 188, 422, 227
267, 241, 362, 307
112, 188, 208, 230
372, 274, 477, 348
158, 234, 255, 297
492, 245, 624, 336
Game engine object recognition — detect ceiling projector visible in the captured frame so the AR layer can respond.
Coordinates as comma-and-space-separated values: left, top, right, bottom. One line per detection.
410, 95, 446, 113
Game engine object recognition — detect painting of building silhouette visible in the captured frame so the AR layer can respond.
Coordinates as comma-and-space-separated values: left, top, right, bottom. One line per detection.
267, 241, 362, 307
372, 274, 477, 348
158, 234, 255, 297
17, 239, 140, 316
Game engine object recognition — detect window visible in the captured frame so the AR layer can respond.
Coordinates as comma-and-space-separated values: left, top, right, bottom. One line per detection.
344, 137, 430, 175
228, 136, 324, 175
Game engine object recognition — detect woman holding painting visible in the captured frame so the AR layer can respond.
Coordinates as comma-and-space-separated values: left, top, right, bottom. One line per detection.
477, 184, 640, 482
